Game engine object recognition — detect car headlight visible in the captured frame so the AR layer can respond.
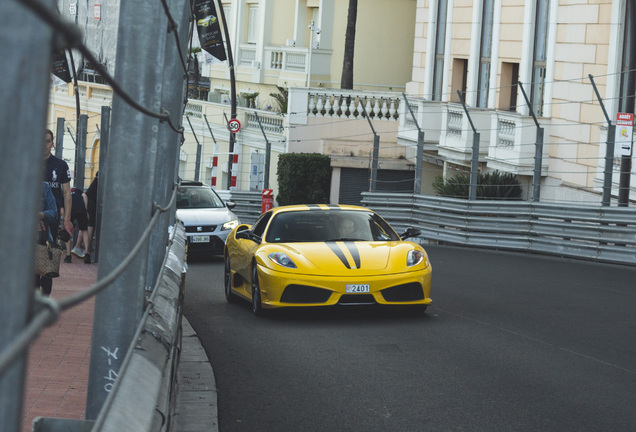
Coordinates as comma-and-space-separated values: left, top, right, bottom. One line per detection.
268, 252, 297, 269
222, 220, 239, 230
407, 249, 424, 267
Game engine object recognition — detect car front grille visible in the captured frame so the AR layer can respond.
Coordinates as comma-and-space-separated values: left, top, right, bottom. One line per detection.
185, 225, 217, 233
337, 294, 376, 305
280, 285, 332, 303
380, 282, 425, 302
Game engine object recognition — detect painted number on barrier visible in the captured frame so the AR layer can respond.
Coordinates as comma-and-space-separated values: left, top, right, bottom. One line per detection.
101, 346, 120, 392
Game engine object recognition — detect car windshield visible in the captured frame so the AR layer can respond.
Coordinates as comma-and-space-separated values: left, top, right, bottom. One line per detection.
176, 187, 225, 209
265, 210, 399, 243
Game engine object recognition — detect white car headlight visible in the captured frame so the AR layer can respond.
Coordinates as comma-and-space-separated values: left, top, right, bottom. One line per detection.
407, 249, 424, 267
268, 252, 297, 269
222, 220, 239, 230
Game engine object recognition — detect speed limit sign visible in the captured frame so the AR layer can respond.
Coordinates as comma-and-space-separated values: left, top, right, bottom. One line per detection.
228, 119, 241, 133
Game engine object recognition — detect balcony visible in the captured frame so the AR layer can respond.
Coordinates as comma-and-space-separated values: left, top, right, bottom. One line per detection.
231, 44, 332, 86
288, 87, 402, 125
397, 97, 443, 151
437, 104, 491, 164
486, 111, 550, 176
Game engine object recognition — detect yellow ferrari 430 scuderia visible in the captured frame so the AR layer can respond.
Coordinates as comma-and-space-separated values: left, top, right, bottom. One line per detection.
224, 204, 432, 316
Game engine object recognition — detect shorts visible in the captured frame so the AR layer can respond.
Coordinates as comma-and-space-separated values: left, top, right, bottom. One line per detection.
72, 211, 89, 231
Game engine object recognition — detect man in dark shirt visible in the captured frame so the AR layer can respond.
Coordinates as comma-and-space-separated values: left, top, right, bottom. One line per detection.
41, 129, 73, 295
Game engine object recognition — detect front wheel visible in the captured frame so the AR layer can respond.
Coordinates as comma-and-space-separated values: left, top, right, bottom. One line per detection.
224, 253, 237, 303
251, 264, 265, 316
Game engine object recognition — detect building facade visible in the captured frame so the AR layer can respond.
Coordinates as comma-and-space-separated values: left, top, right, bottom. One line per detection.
400, 0, 636, 204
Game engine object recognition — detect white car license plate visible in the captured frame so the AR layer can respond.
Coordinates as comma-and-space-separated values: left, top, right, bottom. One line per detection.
191, 235, 210, 243
346, 284, 370, 293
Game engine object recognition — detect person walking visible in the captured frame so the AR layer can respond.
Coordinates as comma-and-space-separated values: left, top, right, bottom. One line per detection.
82, 172, 98, 264
42, 129, 72, 295
36, 182, 59, 295
66, 187, 90, 263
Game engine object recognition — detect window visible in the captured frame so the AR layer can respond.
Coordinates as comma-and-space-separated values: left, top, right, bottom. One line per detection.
432, 0, 449, 101
79, 60, 105, 84
247, 4, 259, 44
451, 59, 468, 103
477, 0, 495, 108
531, 0, 550, 116
499, 62, 519, 111
251, 211, 272, 237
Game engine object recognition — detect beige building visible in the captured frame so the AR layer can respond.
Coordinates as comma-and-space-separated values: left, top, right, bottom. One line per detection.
401, 0, 636, 204
47, 0, 419, 202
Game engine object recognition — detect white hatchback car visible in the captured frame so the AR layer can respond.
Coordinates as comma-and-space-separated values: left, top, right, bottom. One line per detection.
176, 182, 239, 256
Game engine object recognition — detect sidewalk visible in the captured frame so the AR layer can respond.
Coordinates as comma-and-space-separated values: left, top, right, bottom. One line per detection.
22, 256, 218, 432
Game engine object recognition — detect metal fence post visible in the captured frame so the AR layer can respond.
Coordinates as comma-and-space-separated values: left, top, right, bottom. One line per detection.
457, 91, 480, 200
590, 74, 615, 207
0, 1, 55, 431
85, 0, 169, 418
146, 0, 190, 291
55, 117, 65, 158
254, 112, 272, 189
76, 114, 88, 189
360, 99, 379, 192
402, 93, 425, 194
518, 82, 545, 202
469, 133, 480, 201
94, 106, 110, 263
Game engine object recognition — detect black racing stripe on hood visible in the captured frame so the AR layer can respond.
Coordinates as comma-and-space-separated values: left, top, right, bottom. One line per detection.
326, 241, 351, 269
344, 241, 361, 268
305, 204, 322, 210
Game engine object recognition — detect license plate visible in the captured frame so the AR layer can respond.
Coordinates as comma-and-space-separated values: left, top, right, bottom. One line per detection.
191, 235, 210, 243
346, 284, 370, 293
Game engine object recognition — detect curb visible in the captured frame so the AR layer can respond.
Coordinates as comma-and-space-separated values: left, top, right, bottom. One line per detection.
172, 317, 219, 432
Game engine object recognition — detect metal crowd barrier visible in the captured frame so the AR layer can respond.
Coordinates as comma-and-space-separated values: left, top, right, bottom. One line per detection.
361, 192, 636, 266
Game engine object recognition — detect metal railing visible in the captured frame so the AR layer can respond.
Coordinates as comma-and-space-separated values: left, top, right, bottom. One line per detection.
361, 192, 636, 266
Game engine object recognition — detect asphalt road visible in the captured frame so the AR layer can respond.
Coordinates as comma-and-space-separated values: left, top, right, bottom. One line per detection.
183, 245, 636, 432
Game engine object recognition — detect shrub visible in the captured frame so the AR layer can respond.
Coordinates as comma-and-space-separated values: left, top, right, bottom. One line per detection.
276, 153, 332, 205
432, 170, 522, 200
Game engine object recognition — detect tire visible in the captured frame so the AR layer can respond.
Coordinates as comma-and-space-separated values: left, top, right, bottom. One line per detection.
251, 263, 265, 316
224, 253, 237, 303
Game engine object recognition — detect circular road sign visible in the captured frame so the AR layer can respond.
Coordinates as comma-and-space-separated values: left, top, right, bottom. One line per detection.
228, 119, 241, 133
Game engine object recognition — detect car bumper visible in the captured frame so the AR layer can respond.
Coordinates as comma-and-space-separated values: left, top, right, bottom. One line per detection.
256, 265, 432, 308
185, 231, 230, 255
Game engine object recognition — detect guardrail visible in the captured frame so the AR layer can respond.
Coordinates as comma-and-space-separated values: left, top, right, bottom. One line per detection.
361, 192, 636, 266
32, 224, 187, 432
230, 191, 263, 225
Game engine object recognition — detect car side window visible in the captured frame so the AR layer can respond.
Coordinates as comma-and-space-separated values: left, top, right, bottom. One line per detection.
251, 212, 272, 237
371, 214, 399, 241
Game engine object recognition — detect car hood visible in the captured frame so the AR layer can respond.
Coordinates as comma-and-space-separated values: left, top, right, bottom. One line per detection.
176, 207, 237, 225
260, 241, 420, 276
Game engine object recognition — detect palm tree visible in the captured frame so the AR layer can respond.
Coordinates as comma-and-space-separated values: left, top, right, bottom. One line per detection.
341, 0, 357, 89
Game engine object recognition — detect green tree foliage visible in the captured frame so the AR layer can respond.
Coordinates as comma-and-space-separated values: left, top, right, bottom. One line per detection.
432, 170, 522, 200
276, 153, 332, 205
269, 86, 288, 114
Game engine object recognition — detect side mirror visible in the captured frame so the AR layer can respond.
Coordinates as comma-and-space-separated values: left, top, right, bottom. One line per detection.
399, 227, 421, 240
226, 201, 237, 210
236, 229, 262, 244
